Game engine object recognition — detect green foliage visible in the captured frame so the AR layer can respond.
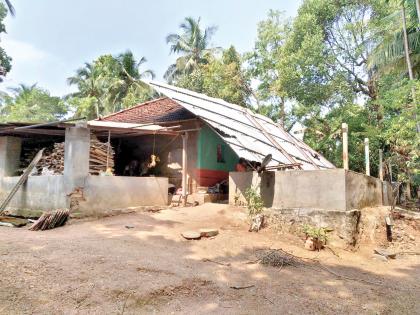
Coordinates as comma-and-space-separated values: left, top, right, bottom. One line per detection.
244, 187, 264, 217
67, 51, 155, 119
165, 17, 218, 82
302, 224, 329, 243
0, 3, 12, 82
246, 10, 291, 124
369, 0, 420, 76
176, 46, 251, 106
0, 84, 68, 122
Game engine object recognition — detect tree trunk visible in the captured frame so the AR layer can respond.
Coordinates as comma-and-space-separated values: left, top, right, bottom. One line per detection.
279, 97, 285, 128
401, 5, 414, 80
401, 4, 419, 133
416, 0, 420, 24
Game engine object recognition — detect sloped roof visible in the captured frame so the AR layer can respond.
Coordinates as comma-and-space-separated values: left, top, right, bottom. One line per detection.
145, 81, 335, 170
99, 97, 195, 124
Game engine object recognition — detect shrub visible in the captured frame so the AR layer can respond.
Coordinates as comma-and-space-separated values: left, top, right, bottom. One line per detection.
244, 187, 264, 217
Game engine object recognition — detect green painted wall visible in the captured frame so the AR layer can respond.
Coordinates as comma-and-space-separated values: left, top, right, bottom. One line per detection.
197, 125, 238, 171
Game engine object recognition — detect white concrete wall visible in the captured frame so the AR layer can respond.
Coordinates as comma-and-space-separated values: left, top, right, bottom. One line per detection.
229, 169, 391, 211
0, 175, 67, 210
78, 176, 169, 213
0, 175, 169, 213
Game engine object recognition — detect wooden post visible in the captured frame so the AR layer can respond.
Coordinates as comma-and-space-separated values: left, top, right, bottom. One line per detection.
364, 138, 370, 176
342, 123, 349, 170
378, 149, 383, 181
388, 161, 393, 182
182, 132, 188, 206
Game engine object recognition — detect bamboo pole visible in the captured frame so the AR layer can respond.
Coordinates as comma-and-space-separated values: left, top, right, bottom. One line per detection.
364, 138, 370, 176
342, 123, 349, 170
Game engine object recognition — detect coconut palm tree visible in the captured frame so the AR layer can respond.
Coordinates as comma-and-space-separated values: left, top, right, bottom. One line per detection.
369, 0, 419, 77
67, 52, 156, 116
2, 0, 15, 16
164, 17, 218, 82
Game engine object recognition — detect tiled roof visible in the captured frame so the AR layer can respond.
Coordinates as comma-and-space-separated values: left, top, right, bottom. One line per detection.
99, 97, 196, 124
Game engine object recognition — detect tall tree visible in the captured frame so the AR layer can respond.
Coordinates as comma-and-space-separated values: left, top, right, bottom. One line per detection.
0, 3, 12, 82
67, 51, 155, 119
0, 84, 68, 122
165, 17, 218, 83
176, 46, 251, 107
246, 10, 292, 126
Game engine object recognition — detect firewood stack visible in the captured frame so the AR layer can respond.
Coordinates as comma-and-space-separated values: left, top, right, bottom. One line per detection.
32, 137, 114, 175
36, 143, 65, 174
89, 138, 115, 175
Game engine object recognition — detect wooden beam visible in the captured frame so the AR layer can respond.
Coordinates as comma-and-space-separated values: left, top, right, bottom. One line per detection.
342, 123, 349, 170
364, 138, 370, 176
182, 132, 188, 206
379, 149, 383, 181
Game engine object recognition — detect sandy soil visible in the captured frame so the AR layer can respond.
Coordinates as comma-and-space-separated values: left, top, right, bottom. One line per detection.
0, 203, 419, 315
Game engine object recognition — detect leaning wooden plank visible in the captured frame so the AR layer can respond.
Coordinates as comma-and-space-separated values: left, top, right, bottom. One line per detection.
0, 148, 44, 214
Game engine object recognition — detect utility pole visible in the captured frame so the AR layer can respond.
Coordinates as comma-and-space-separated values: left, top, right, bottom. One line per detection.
342, 123, 349, 170
364, 138, 370, 176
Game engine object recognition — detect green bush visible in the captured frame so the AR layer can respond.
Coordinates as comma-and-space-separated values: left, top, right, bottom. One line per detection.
244, 187, 264, 216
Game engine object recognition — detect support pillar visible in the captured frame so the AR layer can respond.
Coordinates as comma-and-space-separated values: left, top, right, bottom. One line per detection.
0, 136, 22, 177
63, 125, 90, 193
364, 138, 370, 176
181, 132, 188, 206
378, 149, 383, 181
342, 123, 349, 170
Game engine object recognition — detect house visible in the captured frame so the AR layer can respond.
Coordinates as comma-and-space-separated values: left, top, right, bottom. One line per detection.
0, 81, 391, 218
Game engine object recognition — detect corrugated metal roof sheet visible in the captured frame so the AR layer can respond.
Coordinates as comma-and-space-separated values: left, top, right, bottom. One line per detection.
144, 80, 335, 170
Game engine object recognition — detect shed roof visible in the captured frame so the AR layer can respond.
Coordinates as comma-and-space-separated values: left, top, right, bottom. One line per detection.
144, 81, 335, 170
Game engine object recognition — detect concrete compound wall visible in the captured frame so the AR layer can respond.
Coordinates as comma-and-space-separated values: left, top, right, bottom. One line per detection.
0, 175, 67, 211
229, 169, 392, 211
77, 176, 168, 214
0, 175, 169, 214
229, 169, 393, 246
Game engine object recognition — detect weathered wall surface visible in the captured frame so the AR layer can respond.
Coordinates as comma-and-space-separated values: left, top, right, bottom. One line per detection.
271, 170, 346, 211
0, 175, 67, 211
0, 136, 22, 177
0, 175, 168, 214
345, 171, 384, 210
77, 176, 168, 214
229, 170, 392, 211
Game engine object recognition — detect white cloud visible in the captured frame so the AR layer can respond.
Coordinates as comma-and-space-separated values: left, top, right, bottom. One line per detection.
2, 38, 49, 62
0, 38, 73, 96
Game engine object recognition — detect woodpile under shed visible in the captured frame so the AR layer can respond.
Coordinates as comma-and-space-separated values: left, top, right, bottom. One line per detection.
23, 136, 115, 175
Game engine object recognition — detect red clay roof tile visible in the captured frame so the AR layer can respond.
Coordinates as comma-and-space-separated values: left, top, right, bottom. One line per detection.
99, 97, 195, 124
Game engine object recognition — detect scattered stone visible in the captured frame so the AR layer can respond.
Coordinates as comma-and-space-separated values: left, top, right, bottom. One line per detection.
374, 248, 396, 259
125, 225, 135, 229
199, 228, 219, 237
408, 234, 415, 241
181, 231, 201, 240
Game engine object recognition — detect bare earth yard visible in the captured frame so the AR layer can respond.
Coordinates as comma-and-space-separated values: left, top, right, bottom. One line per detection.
0, 204, 419, 314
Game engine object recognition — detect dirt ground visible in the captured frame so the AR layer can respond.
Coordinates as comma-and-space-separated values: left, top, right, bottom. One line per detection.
0, 203, 419, 315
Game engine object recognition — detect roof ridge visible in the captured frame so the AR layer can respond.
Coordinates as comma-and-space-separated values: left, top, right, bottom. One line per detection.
98, 97, 170, 121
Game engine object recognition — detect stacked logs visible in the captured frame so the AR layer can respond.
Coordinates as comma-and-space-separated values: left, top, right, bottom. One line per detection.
36, 143, 65, 174
89, 138, 115, 175
33, 138, 114, 175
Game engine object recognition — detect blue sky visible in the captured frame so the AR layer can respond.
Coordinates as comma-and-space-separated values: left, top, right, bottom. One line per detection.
1, 0, 300, 96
